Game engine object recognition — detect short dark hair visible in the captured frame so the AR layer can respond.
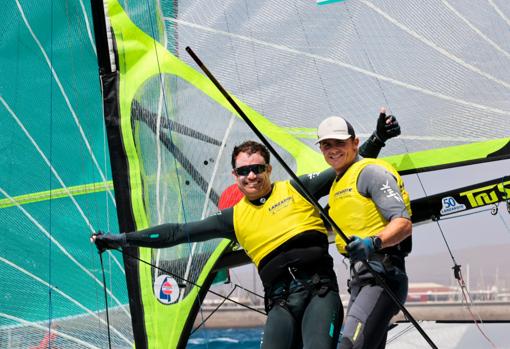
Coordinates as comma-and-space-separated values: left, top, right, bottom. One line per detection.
231, 141, 270, 169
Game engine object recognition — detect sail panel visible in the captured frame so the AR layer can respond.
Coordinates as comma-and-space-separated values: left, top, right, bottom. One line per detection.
1, 1, 131, 347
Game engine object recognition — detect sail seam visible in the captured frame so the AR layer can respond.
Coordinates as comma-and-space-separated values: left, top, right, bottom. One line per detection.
163, 16, 510, 115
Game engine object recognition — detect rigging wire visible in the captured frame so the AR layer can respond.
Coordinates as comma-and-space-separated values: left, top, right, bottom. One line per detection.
498, 207, 510, 234
99, 253, 113, 349
141, 2, 233, 342
95, 245, 359, 345
96, 248, 267, 342
190, 280, 266, 334
190, 286, 237, 335
393, 122, 500, 346
142, 0, 200, 303
456, 274, 499, 349
434, 206, 495, 221
436, 221, 498, 349
138, 2, 261, 342
386, 322, 422, 344
192, 5, 244, 322
411, 183, 506, 349
139, 0, 186, 286
191, 113, 236, 343
48, 0, 55, 340
106, 248, 266, 315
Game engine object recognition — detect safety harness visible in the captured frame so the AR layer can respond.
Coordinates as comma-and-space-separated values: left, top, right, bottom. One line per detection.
257, 231, 339, 312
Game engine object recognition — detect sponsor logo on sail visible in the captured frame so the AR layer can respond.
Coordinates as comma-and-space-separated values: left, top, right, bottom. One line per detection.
459, 180, 510, 208
154, 275, 180, 304
440, 196, 466, 215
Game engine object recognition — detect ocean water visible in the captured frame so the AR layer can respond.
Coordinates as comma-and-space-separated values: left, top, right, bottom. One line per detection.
186, 323, 510, 349
188, 327, 263, 349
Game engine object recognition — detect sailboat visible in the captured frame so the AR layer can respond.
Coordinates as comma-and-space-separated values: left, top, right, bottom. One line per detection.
1, 0, 509, 348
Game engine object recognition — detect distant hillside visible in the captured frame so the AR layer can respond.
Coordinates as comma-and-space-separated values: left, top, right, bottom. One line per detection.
405, 244, 510, 289
330, 244, 510, 293
215, 244, 510, 297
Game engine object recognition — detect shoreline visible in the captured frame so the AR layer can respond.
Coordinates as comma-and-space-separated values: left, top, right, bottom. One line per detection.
194, 301, 510, 329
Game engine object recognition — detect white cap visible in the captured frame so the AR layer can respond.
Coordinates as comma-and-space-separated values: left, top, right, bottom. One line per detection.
315, 116, 355, 144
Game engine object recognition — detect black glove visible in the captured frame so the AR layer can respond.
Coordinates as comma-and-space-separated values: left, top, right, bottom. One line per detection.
375, 112, 401, 143
92, 230, 127, 253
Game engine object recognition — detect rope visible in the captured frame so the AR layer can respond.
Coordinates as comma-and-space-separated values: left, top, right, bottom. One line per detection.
191, 287, 237, 335
99, 253, 113, 349
118, 248, 266, 315
454, 267, 499, 349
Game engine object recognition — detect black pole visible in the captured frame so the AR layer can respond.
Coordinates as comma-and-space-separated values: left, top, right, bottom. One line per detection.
185, 46, 438, 349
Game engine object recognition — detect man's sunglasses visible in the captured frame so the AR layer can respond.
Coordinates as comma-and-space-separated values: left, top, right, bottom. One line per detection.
234, 164, 268, 176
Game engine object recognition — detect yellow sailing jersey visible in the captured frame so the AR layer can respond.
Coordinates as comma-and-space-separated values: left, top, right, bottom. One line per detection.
233, 181, 327, 267
328, 158, 411, 253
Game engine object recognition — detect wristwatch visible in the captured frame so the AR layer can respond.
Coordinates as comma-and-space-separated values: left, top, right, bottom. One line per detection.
371, 236, 382, 251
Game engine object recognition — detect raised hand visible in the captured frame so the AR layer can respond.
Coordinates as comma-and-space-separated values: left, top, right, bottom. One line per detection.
375, 108, 400, 143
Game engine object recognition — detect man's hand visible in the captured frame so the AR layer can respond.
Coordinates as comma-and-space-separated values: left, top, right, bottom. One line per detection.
346, 236, 375, 262
90, 231, 127, 253
375, 108, 400, 143
359, 108, 401, 158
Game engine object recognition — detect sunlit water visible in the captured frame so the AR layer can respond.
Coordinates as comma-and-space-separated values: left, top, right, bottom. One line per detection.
188, 327, 263, 349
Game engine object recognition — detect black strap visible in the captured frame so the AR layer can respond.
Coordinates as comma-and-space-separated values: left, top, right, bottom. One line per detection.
258, 231, 330, 287
259, 246, 332, 287
370, 253, 406, 271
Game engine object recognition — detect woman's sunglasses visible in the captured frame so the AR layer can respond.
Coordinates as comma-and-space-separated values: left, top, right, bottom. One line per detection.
234, 164, 268, 176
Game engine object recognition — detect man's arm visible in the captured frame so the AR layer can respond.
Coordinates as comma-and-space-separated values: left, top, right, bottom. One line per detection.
376, 217, 412, 249
93, 208, 236, 251
358, 165, 411, 248
292, 167, 337, 200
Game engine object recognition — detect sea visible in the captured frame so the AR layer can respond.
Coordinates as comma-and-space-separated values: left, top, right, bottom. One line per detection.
185, 322, 510, 349
188, 327, 264, 349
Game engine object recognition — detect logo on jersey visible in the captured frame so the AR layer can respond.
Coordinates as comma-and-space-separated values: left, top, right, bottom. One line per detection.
268, 196, 292, 214
440, 196, 467, 215
154, 275, 180, 304
334, 188, 352, 199
380, 181, 403, 203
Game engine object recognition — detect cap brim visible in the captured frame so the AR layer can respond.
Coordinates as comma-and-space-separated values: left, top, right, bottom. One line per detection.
315, 134, 352, 144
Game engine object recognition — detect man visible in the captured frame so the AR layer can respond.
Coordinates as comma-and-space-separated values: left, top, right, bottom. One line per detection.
92, 115, 399, 348
316, 109, 412, 349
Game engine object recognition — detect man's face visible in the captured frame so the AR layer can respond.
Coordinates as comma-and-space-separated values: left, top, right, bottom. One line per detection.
232, 151, 272, 200
319, 137, 359, 174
